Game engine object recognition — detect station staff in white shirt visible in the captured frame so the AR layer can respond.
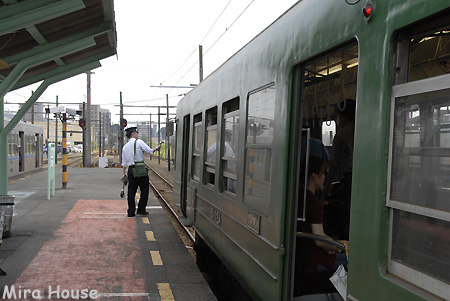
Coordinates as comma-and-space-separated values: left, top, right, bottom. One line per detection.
122, 127, 161, 217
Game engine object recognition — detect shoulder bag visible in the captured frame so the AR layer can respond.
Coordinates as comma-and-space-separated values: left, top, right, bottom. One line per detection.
132, 140, 148, 177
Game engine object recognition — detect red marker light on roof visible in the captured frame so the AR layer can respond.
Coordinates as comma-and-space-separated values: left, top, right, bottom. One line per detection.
363, 2, 372, 21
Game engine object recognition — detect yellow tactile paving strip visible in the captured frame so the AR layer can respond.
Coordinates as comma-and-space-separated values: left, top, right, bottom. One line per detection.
145, 231, 155, 241
140, 208, 175, 300
157, 283, 175, 300
150, 251, 163, 266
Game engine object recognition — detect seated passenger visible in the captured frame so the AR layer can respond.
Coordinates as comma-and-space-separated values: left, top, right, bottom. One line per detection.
298, 156, 348, 274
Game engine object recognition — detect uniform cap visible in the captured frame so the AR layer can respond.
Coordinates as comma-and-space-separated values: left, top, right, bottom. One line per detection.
125, 127, 137, 138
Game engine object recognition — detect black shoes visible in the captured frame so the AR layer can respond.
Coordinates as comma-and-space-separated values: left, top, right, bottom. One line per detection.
128, 211, 149, 217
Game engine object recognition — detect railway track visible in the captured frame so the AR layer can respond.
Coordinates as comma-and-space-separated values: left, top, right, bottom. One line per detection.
43, 153, 83, 167
146, 160, 225, 300
146, 162, 196, 246
43, 153, 117, 168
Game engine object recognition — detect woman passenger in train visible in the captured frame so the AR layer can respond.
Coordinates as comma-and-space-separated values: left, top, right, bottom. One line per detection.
298, 156, 348, 274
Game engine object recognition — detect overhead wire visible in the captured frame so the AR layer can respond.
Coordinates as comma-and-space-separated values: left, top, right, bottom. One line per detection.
204, 0, 255, 56
120, 94, 183, 105
160, 1, 232, 87
199, 0, 232, 46
171, 0, 255, 87
165, 0, 257, 88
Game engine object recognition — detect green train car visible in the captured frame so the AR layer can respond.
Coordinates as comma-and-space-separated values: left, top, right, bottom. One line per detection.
173, 0, 450, 300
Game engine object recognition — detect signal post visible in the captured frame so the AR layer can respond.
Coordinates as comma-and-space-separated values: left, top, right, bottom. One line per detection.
79, 116, 86, 167
62, 113, 68, 188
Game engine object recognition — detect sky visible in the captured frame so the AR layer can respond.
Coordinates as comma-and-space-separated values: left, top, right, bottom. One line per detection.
4, 0, 299, 125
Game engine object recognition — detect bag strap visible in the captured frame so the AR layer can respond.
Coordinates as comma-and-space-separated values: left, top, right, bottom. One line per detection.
134, 139, 137, 162
134, 139, 143, 162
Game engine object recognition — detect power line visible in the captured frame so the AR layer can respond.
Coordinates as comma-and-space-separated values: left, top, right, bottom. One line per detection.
204, 0, 255, 56
199, 0, 232, 46
116, 94, 183, 105
171, 0, 256, 87
160, 1, 232, 87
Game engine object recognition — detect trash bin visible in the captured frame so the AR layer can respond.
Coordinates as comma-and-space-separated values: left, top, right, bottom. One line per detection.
0, 195, 14, 239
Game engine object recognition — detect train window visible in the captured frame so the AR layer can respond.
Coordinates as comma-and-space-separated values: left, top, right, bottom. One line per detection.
27, 134, 32, 154
205, 107, 218, 186
11, 133, 17, 156
322, 120, 336, 147
388, 16, 450, 299
408, 23, 450, 83
247, 85, 276, 144
244, 84, 276, 213
221, 98, 239, 195
303, 44, 359, 129
192, 113, 202, 181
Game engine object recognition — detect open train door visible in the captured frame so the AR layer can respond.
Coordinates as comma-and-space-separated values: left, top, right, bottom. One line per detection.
286, 42, 358, 299
180, 115, 190, 216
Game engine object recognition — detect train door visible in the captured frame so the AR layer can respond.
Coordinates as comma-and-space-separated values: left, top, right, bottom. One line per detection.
19, 131, 24, 172
288, 41, 358, 298
180, 115, 190, 216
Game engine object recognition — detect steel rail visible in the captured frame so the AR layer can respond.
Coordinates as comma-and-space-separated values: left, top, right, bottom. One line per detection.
148, 165, 173, 188
146, 164, 195, 243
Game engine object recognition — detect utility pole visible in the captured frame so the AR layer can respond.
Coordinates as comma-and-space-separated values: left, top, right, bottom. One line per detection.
166, 94, 170, 171
158, 106, 161, 165
99, 112, 102, 157
86, 72, 92, 167
119, 92, 124, 163
149, 113, 152, 160
82, 102, 86, 167
55, 96, 58, 165
199, 45, 203, 82
46, 104, 50, 146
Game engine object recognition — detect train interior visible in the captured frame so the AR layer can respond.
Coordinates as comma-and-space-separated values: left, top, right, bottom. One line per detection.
292, 42, 358, 298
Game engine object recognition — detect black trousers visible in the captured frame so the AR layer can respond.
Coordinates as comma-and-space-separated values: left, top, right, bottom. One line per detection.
127, 166, 149, 215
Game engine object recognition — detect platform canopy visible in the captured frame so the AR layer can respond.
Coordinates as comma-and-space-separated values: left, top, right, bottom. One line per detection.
0, 0, 117, 91
0, 0, 118, 195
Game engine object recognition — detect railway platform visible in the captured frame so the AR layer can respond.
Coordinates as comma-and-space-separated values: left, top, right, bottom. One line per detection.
0, 166, 216, 300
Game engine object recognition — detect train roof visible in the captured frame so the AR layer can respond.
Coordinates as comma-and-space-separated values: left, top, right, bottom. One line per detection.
3, 113, 44, 132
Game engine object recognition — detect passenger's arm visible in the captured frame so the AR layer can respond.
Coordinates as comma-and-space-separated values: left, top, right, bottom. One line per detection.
311, 223, 346, 252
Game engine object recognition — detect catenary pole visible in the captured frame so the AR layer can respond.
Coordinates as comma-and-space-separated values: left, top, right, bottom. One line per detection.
86, 72, 92, 167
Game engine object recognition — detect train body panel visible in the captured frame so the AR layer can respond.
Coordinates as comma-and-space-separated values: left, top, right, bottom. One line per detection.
174, 0, 450, 300
4, 115, 44, 178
